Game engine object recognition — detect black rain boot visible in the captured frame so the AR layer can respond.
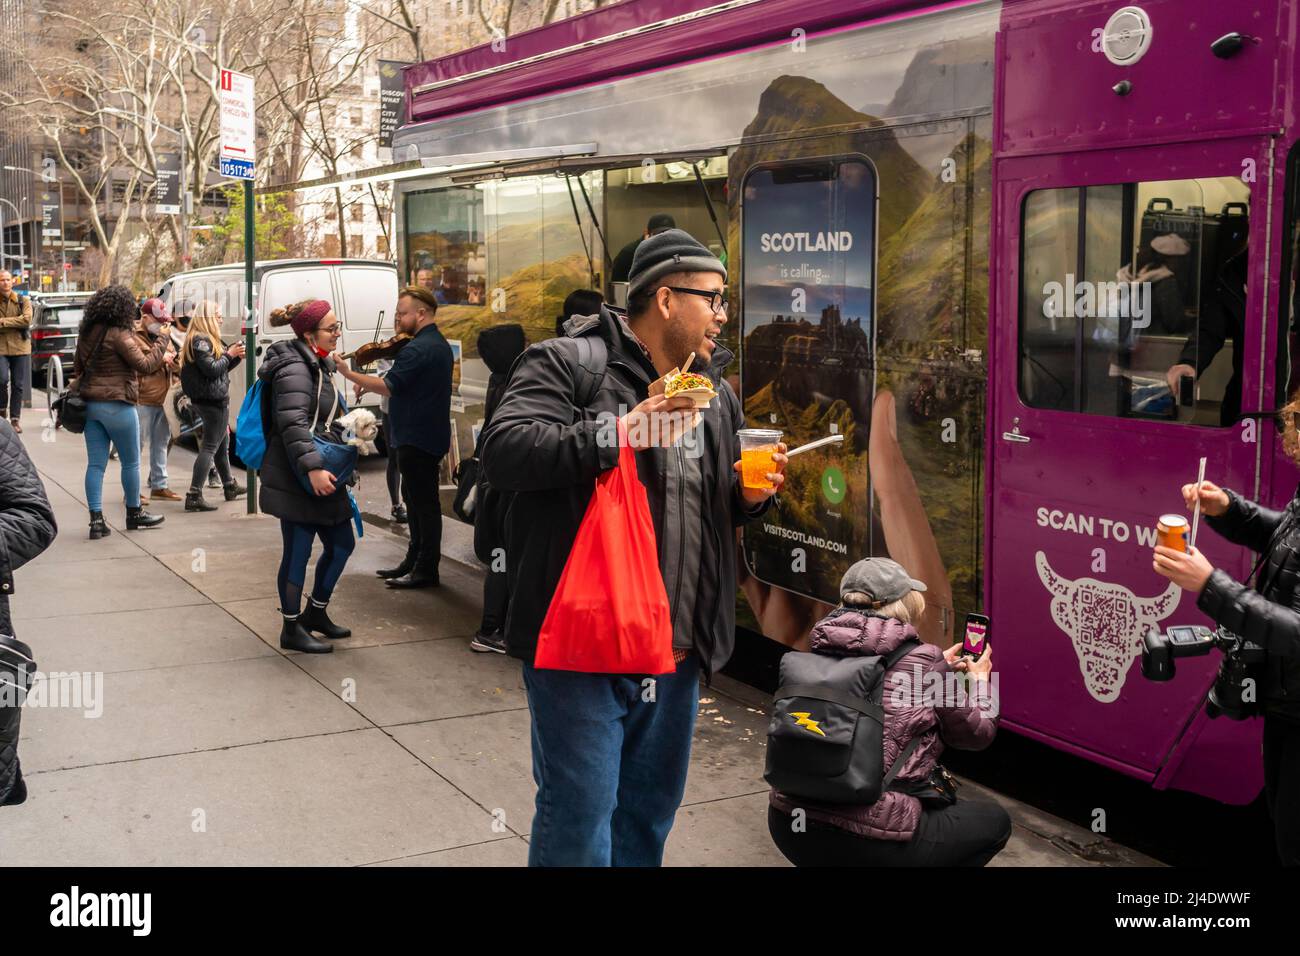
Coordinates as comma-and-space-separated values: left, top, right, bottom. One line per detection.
279, 616, 333, 653
299, 600, 351, 639
185, 491, 218, 512
223, 481, 247, 501
88, 511, 111, 539
125, 505, 164, 530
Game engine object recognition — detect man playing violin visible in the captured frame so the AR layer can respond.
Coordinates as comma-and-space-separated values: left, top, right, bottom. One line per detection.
334, 286, 453, 588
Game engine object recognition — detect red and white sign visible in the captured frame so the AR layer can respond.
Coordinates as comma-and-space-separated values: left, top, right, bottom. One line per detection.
218, 68, 256, 179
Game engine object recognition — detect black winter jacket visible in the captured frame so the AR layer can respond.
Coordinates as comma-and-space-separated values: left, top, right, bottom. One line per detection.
180, 335, 241, 406
0, 419, 57, 806
256, 340, 351, 526
1198, 484, 1300, 720
480, 306, 768, 680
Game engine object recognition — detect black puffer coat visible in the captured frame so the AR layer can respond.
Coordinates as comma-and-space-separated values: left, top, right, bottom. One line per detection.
0, 419, 57, 806
256, 340, 350, 526
1198, 484, 1300, 720
180, 335, 241, 406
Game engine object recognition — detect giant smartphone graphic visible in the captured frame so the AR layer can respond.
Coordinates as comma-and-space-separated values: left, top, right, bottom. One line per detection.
739, 155, 879, 603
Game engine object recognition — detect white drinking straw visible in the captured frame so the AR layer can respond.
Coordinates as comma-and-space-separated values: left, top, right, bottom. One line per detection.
785, 434, 846, 458
1190, 456, 1207, 550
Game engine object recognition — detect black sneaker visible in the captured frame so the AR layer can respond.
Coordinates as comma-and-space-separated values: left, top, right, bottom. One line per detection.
470, 630, 507, 654
391, 504, 408, 524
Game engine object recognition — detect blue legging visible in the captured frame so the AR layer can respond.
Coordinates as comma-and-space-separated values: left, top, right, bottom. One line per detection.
277, 519, 356, 617
84, 400, 142, 511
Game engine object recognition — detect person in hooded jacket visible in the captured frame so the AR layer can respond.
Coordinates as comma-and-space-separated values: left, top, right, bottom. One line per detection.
468, 321, 526, 654
258, 299, 356, 654
481, 230, 786, 867
768, 558, 1010, 867
0, 418, 57, 806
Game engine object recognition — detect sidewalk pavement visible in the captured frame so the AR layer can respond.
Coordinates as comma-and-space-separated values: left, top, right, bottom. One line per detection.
1, 405, 1161, 866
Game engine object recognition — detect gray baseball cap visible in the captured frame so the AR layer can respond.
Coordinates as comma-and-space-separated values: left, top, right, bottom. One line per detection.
840, 558, 927, 605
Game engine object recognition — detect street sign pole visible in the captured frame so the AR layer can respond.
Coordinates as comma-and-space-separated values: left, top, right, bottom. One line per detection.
219, 65, 258, 514
244, 178, 256, 514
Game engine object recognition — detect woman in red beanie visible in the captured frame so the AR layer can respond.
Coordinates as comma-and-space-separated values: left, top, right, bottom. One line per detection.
257, 299, 355, 654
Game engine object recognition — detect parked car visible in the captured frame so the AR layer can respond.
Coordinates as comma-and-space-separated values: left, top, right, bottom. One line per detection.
27, 291, 92, 384
157, 258, 399, 452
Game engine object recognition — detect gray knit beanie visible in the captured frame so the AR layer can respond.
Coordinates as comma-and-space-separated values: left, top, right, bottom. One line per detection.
627, 228, 727, 298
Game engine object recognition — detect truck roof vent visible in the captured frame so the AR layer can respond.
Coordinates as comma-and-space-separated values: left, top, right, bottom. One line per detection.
1102, 6, 1154, 66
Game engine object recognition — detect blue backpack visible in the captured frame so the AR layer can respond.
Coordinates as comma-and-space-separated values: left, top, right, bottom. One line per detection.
235, 379, 269, 470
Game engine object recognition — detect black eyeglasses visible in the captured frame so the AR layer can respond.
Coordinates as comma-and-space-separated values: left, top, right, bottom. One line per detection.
663, 286, 728, 315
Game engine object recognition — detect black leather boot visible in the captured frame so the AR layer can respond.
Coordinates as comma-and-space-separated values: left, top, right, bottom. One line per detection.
88, 511, 111, 539
279, 617, 333, 653
125, 506, 164, 530
299, 601, 351, 639
223, 481, 247, 501
376, 561, 413, 580
185, 491, 218, 512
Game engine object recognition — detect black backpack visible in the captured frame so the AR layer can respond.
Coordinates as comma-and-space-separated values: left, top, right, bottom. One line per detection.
765, 637, 922, 804
472, 333, 608, 564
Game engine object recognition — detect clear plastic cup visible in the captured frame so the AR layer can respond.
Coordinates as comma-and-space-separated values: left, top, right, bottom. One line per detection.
738, 428, 783, 491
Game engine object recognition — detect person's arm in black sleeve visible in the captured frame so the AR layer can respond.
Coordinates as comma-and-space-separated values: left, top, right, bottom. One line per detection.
274, 363, 324, 476
0, 422, 57, 602
1198, 570, 1300, 659
1204, 488, 1286, 553
193, 336, 235, 379
1178, 301, 1225, 374
481, 343, 619, 492
722, 382, 772, 526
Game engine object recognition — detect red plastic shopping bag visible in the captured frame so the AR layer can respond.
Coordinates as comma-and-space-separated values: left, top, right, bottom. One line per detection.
534, 423, 676, 675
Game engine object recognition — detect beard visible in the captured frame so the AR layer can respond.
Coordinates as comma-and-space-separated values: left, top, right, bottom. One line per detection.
664, 318, 707, 370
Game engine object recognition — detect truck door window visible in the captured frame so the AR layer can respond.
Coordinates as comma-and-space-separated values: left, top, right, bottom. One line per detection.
1020, 177, 1249, 426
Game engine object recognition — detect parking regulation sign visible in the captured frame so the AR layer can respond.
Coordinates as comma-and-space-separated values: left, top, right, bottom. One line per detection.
218, 68, 256, 180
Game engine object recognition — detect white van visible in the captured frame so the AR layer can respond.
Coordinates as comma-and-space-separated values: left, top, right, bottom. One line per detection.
157, 258, 399, 448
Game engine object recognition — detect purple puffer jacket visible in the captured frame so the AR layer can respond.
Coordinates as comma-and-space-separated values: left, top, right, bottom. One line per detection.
769, 609, 997, 840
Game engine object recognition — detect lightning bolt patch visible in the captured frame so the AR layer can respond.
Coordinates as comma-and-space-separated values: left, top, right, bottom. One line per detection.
789, 711, 826, 737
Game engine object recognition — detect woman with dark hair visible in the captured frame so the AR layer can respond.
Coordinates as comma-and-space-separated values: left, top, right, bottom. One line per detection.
73, 284, 172, 538
258, 299, 355, 654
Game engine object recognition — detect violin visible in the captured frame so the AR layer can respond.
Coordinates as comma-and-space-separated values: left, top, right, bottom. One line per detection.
341, 333, 413, 366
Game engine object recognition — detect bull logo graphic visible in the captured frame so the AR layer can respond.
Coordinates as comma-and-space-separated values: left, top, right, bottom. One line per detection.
1035, 551, 1180, 703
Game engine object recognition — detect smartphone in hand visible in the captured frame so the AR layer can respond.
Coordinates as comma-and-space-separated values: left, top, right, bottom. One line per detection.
960, 613, 989, 660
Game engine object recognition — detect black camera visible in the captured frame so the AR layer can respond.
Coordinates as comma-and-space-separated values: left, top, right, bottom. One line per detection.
1141, 625, 1265, 720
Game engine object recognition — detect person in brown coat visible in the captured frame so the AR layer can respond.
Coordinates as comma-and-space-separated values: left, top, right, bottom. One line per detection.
72, 285, 174, 538
134, 297, 181, 501
0, 270, 32, 434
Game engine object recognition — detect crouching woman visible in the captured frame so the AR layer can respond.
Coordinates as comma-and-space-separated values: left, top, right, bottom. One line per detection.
768, 558, 1011, 867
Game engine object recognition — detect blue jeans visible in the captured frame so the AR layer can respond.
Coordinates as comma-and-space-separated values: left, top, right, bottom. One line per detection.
522, 653, 700, 867
0, 354, 30, 419
85, 400, 142, 511
136, 404, 170, 490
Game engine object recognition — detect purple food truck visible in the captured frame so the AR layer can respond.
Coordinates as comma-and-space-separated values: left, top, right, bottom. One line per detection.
390, 0, 1300, 805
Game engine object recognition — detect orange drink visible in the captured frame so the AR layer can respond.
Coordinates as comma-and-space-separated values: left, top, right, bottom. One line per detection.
738, 428, 783, 491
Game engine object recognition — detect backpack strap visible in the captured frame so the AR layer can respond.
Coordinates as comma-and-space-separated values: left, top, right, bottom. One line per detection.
773, 684, 884, 724
565, 333, 608, 408
882, 736, 925, 790
883, 637, 922, 670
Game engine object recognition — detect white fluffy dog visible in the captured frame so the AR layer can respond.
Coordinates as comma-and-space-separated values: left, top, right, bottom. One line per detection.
332, 408, 380, 454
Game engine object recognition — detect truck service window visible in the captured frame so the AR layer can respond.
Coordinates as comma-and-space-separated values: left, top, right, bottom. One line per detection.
1019, 178, 1249, 426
